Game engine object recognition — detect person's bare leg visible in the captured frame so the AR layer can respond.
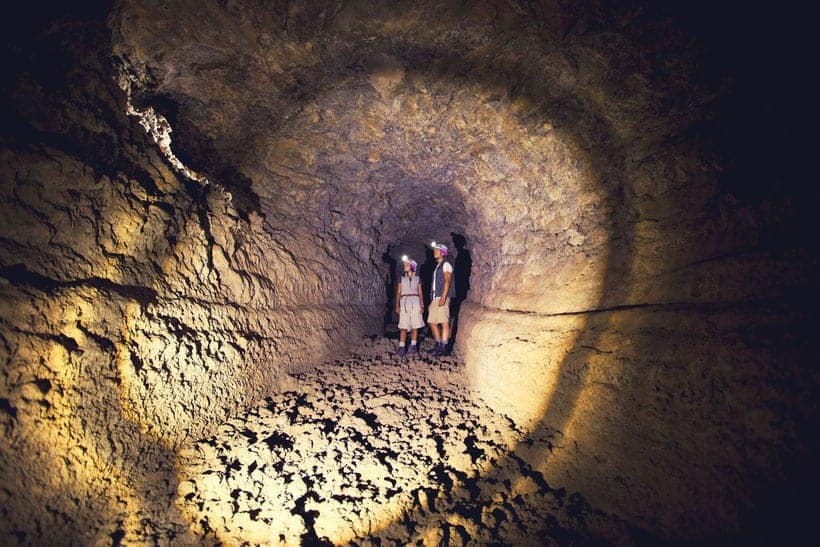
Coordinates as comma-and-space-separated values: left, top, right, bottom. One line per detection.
399, 329, 407, 344
429, 323, 440, 341
442, 322, 450, 344
410, 329, 418, 343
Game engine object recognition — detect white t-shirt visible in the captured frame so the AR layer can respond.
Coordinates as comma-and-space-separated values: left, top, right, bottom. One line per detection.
432, 261, 453, 295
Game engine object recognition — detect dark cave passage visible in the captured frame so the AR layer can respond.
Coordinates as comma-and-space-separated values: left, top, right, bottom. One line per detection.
1, 1, 817, 545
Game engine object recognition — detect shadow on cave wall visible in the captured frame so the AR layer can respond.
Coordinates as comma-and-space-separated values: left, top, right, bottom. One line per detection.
449, 232, 472, 349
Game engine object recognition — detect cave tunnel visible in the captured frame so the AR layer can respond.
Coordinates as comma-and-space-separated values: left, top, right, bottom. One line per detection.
1, 1, 817, 545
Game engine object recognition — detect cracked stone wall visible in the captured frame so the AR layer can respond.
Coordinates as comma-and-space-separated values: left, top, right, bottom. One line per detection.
0, 4, 382, 542
1, 1, 817, 544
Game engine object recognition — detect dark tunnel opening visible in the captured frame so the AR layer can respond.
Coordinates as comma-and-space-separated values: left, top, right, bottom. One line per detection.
1, 1, 817, 545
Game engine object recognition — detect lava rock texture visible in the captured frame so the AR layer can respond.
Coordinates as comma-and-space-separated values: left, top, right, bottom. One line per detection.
176, 339, 640, 545
1, 1, 817, 545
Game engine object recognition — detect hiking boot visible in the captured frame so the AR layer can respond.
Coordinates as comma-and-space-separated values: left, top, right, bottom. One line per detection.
430, 342, 442, 357
398, 345, 406, 357
440, 343, 451, 357
409, 344, 418, 355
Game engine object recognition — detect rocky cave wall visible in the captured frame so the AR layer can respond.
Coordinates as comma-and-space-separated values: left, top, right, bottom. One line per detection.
0, 4, 383, 542
1, 1, 817, 544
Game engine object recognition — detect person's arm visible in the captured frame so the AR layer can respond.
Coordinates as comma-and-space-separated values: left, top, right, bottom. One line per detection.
418, 280, 425, 312
395, 280, 401, 314
440, 271, 452, 306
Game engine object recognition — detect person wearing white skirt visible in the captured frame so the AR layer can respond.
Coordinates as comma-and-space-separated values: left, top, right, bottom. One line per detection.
394, 256, 425, 357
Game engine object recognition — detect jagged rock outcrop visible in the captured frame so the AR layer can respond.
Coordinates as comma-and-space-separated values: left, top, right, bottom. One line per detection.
1, 1, 815, 545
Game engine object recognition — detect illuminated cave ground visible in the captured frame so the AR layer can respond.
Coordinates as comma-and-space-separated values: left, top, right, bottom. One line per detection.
172, 337, 639, 546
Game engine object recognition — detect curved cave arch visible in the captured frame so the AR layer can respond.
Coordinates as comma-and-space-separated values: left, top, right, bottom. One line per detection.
1, 1, 816, 545
111, 0, 634, 435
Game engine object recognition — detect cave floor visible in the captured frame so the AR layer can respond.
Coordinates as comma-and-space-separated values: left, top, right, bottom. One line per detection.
172, 337, 636, 546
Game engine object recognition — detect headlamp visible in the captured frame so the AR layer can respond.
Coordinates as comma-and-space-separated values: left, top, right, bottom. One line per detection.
401, 255, 408, 262
431, 241, 448, 256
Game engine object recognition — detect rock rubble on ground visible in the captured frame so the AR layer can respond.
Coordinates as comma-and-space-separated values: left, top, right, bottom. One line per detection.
176, 337, 634, 545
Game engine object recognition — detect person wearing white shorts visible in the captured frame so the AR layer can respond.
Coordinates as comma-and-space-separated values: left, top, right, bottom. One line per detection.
394, 256, 425, 357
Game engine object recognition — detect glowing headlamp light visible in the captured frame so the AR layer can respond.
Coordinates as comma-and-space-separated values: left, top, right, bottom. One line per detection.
401, 254, 408, 262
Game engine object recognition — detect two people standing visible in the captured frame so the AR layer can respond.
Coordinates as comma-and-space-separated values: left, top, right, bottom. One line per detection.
394, 241, 454, 358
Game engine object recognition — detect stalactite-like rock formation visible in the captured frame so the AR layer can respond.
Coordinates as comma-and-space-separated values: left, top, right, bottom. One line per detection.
1, 1, 815, 545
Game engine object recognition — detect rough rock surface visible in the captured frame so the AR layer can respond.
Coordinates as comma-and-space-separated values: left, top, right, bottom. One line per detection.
1, 1, 817, 545
0, 6, 379, 543
175, 338, 641, 545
